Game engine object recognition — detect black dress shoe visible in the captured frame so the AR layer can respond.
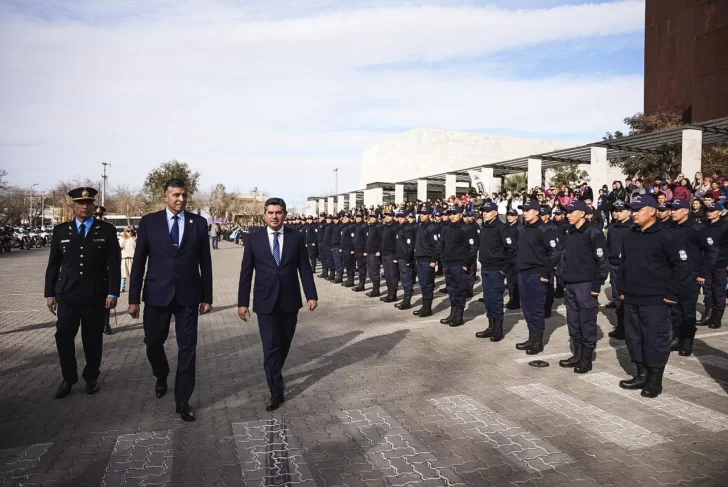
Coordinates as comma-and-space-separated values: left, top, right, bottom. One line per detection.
55, 381, 73, 399
604, 303, 617, 309
266, 396, 285, 412
104, 324, 114, 335
85, 381, 99, 395
176, 402, 195, 422
155, 379, 168, 398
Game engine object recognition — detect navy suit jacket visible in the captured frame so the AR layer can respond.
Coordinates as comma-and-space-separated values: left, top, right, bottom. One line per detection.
238, 225, 318, 314
129, 210, 213, 307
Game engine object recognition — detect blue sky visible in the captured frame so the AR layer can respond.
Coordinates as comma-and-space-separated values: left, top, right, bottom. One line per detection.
0, 0, 645, 207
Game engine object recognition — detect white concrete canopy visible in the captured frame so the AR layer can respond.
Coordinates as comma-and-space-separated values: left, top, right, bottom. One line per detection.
417, 180, 428, 202
681, 129, 703, 179
527, 158, 542, 190
394, 184, 404, 205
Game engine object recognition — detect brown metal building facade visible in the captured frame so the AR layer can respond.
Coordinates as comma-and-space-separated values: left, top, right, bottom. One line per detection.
644, 0, 728, 123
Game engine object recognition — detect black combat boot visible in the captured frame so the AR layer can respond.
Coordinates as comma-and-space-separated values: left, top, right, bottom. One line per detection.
516, 331, 533, 350
366, 287, 381, 298
669, 336, 681, 352
343, 278, 354, 287
395, 294, 412, 310
554, 285, 565, 299
506, 293, 520, 310
525, 333, 544, 355
490, 319, 504, 342
466, 286, 474, 298
439, 287, 448, 294
709, 309, 724, 329
448, 307, 465, 327
414, 298, 433, 317
475, 319, 493, 338
440, 307, 455, 325
678, 337, 694, 357
382, 290, 398, 303
558, 341, 582, 368
328, 269, 336, 281
574, 347, 594, 374
608, 324, 625, 339
697, 307, 713, 326
352, 282, 366, 292
318, 270, 327, 278
640, 367, 664, 398
619, 362, 647, 389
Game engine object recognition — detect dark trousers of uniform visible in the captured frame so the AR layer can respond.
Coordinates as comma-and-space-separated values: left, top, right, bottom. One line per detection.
444, 265, 468, 308
608, 264, 622, 307
519, 273, 547, 333
398, 260, 414, 296
331, 247, 342, 279
564, 282, 599, 349
506, 268, 518, 298
703, 267, 728, 311
544, 271, 555, 315
257, 309, 298, 400
342, 250, 356, 283
624, 303, 671, 368
416, 261, 436, 299
555, 268, 564, 293
367, 254, 381, 288
143, 297, 199, 404
55, 298, 106, 384
671, 274, 699, 340
320, 245, 330, 272
481, 270, 505, 320
468, 258, 478, 286
355, 251, 367, 286
381, 255, 400, 293
308, 248, 318, 274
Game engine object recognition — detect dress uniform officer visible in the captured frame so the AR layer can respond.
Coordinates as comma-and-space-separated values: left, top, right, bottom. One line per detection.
365, 213, 383, 297
605, 201, 631, 339
540, 206, 558, 318
436, 211, 449, 282
552, 207, 568, 299
406, 212, 419, 286
439, 206, 478, 327
321, 215, 334, 279
394, 210, 416, 310
514, 200, 562, 355
94, 204, 115, 336
700, 203, 728, 329
463, 210, 480, 298
44, 187, 121, 399
305, 215, 319, 273
617, 195, 688, 398
330, 215, 343, 283
557, 200, 609, 373
413, 207, 439, 317
339, 213, 356, 287
504, 209, 522, 310
667, 198, 714, 356
352, 212, 368, 292
380, 210, 400, 303
474, 201, 516, 342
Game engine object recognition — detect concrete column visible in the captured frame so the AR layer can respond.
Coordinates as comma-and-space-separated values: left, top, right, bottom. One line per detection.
327, 196, 335, 215
318, 198, 326, 215
363, 188, 384, 209
481, 167, 494, 195
445, 174, 457, 199
305, 200, 316, 217
394, 184, 404, 205
590, 147, 608, 198
681, 129, 703, 179
349, 192, 357, 210
527, 158, 542, 190
417, 179, 428, 202
337, 194, 345, 213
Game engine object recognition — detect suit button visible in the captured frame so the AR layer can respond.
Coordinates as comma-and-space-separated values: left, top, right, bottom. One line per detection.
80, 272, 83, 275
80, 263, 84, 266
80, 246, 84, 250
80, 255, 84, 258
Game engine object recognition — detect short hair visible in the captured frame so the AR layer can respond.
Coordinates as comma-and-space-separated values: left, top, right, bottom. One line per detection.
164, 178, 186, 192
264, 197, 287, 212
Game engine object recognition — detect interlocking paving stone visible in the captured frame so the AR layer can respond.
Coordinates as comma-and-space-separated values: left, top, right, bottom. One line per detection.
102, 431, 173, 487
338, 406, 465, 486
0, 442, 52, 486
688, 354, 728, 370
430, 395, 572, 473
232, 418, 317, 486
508, 383, 668, 449
664, 365, 728, 397
581, 372, 728, 432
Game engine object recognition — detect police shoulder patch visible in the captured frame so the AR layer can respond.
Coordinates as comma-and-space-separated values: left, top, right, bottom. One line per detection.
434, 235, 438, 240
549, 240, 556, 248
469, 238, 474, 245
679, 250, 688, 261
506, 237, 512, 244
707, 237, 714, 245
406, 238, 411, 244
596, 248, 603, 257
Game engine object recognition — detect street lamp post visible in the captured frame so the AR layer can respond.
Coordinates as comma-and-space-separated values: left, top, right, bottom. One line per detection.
30, 183, 39, 226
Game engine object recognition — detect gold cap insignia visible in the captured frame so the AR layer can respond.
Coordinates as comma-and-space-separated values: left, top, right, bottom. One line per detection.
82, 189, 89, 198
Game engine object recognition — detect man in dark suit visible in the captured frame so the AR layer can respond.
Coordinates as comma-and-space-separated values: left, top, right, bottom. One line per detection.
44, 187, 121, 399
237, 197, 318, 411
127, 179, 213, 422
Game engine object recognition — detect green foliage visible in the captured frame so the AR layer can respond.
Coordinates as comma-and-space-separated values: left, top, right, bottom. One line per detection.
142, 160, 200, 210
502, 173, 527, 193
548, 165, 589, 189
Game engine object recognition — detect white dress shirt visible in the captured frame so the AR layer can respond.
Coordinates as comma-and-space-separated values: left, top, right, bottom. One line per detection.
267, 225, 284, 259
166, 208, 185, 245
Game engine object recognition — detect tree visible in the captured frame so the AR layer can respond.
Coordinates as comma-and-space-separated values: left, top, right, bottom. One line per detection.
106, 185, 146, 216
548, 165, 589, 189
207, 184, 234, 219
0, 169, 8, 192
501, 173, 527, 193
142, 160, 200, 211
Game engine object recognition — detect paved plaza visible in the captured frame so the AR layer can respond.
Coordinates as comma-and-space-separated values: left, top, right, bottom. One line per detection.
1, 242, 728, 486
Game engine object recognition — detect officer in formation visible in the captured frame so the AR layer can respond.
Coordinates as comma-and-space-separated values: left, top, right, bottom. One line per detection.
412, 207, 439, 317
380, 210, 400, 302
322, 214, 334, 279
463, 210, 480, 298
44, 187, 121, 399
700, 203, 728, 329
339, 213, 356, 287
504, 209, 522, 310
305, 215, 320, 273
365, 213, 382, 297
605, 201, 631, 339
316, 213, 328, 277
394, 210, 416, 310
439, 206, 478, 327
352, 212, 368, 292
330, 214, 343, 283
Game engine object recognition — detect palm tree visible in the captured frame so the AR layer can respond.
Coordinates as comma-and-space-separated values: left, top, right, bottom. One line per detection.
502, 173, 527, 193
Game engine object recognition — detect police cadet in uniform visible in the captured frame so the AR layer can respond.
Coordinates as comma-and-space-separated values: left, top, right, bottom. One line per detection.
321, 215, 334, 279
505, 209, 522, 310
339, 213, 356, 287
44, 187, 121, 399
557, 200, 609, 373
316, 214, 327, 277
352, 212, 369, 292
306, 215, 319, 273
617, 194, 687, 398
515, 200, 561, 355
657, 203, 672, 225
700, 203, 728, 329
463, 210, 480, 298
540, 206, 558, 317
330, 214, 343, 283
394, 210, 416, 310
667, 198, 714, 356
365, 213, 383, 297
380, 210, 400, 303
605, 201, 631, 339
94, 204, 115, 336
406, 212, 419, 286
551, 207, 568, 298
413, 207, 439, 317
474, 201, 516, 342
439, 206, 478, 327
437, 211, 450, 285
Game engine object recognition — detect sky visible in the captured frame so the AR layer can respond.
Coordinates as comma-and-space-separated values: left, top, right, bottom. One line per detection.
0, 0, 645, 209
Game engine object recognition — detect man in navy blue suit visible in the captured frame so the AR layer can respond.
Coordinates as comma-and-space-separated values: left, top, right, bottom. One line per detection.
127, 179, 213, 422
238, 197, 318, 411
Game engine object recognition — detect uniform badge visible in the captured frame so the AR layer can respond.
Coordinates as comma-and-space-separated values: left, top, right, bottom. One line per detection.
469, 239, 474, 245
707, 237, 714, 245
61, 239, 70, 243
81, 189, 89, 198
549, 240, 556, 248
351, 233, 354, 237
596, 248, 603, 257
433, 235, 438, 240
406, 239, 411, 244
679, 250, 687, 261
506, 237, 512, 244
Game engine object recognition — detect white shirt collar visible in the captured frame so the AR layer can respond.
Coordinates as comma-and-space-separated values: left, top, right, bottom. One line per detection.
267, 225, 284, 235
166, 208, 185, 220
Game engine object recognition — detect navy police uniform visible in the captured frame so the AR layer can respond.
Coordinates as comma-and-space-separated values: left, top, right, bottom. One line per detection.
365, 217, 383, 297
700, 203, 728, 329
379, 213, 400, 302
394, 212, 416, 309
605, 201, 631, 338
352, 214, 368, 292
439, 206, 478, 327
413, 207, 439, 317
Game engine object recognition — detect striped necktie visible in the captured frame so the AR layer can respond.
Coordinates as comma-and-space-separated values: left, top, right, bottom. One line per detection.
273, 231, 281, 265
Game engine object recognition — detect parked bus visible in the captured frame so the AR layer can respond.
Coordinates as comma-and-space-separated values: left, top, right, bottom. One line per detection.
104, 214, 142, 234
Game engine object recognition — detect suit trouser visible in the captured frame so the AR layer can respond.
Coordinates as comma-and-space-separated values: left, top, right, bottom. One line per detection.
416, 261, 436, 299
331, 247, 343, 279
257, 310, 298, 399
671, 274, 699, 340
624, 303, 671, 368
367, 254, 381, 288
444, 265, 468, 308
398, 260, 414, 296
143, 298, 199, 404
703, 267, 728, 311
381, 255, 400, 293
55, 298, 105, 384
355, 251, 367, 286
482, 270, 505, 320
519, 273, 547, 333
342, 250, 356, 283
564, 282, 599, 348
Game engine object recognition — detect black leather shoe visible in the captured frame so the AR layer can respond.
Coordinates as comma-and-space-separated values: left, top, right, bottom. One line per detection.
155, 379, 168, 398
604, 303, 617, 309
85, 380, 99, 395
104, 324, 114, 335
266, 396, 285, 412
608, 327, 625, 339
176, 402, 196, 422
55, 381, 73, 399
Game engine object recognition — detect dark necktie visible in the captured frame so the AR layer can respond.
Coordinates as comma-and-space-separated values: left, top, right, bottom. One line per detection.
273, 231, 281, 265
79, 222, 86, 239
171, 215, 180, 247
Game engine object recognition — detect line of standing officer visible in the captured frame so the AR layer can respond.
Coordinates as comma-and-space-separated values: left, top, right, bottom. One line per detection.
439, 206, 478, 327
605, 201, 631, 339
699, 203, 728, 329
352, 212, 368, 292
380, 210, 400, 302
394, 210, 416, 310
412, 207, 440, 317
339, 213, 356, 287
